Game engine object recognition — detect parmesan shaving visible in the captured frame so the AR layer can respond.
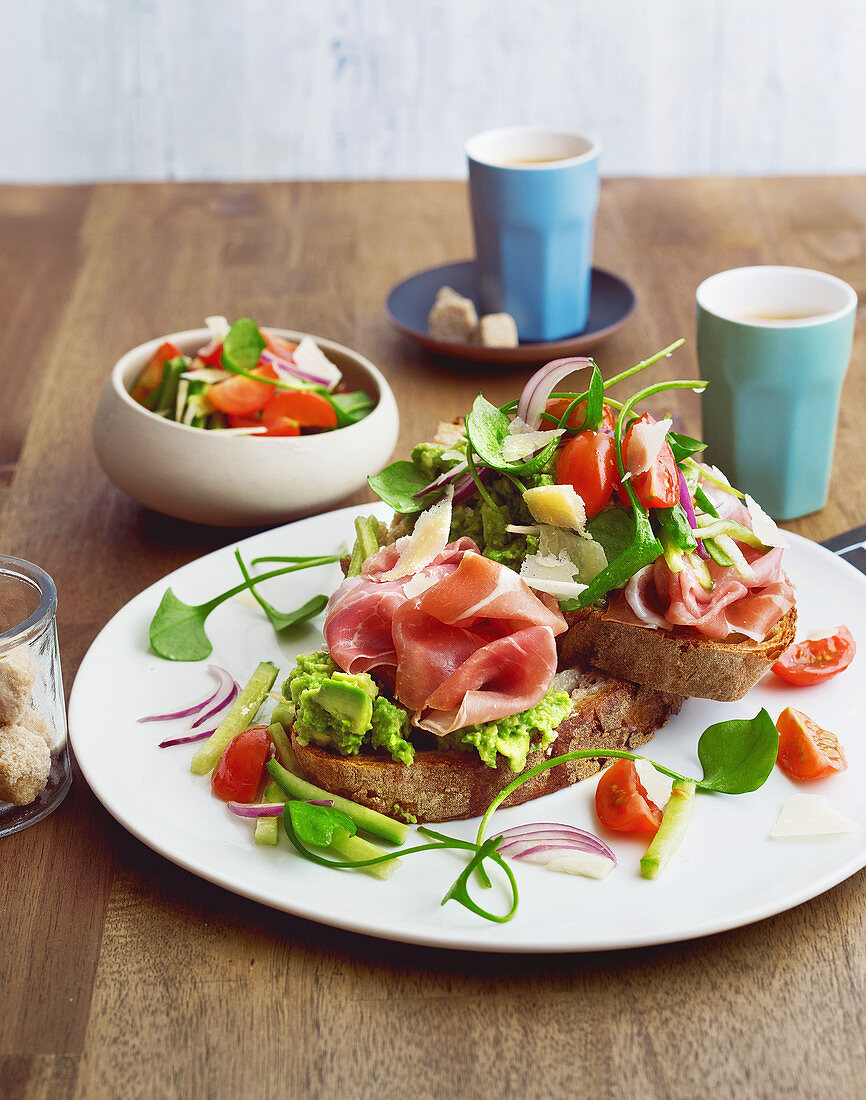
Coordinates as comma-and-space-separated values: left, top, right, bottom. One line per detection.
523, 485, 587, 533
519, 551, 588, 599
205, 315, 230, 342
292, 336, 342, 390
380, 491, 454, 580
402, 572, 438, 598
745, 494, 788, 548
770, 794, 859, 839
501, 428, 563, 464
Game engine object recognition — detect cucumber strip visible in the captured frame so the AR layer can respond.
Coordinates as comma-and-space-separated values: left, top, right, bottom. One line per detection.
330, 826, 401, 880
686, 552, 714, 591
267, 721, 301, 774
254, 781, 284, 846
142, 360, 173, 410
713, 533, 755, 580
694, 518, 767, 550
190, 661, 279, 775
174, 377, 190, 422
640, 780, 696, 880
703, 536, 734, 568
270, 701, 296, 730
267, 759, 409, 845
659, 529, 684, 573
155, 357, 187, 416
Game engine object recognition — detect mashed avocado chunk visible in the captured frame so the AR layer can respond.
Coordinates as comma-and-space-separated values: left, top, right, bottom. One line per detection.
282, 653, 570, 772
442, 689, 572, 773
284, 652, 414, 764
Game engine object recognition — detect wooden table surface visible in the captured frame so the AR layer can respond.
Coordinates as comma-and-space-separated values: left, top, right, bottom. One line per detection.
2, 179, 865, 1099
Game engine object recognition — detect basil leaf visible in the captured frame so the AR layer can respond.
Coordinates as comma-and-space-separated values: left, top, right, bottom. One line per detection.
668, 432, 707, 463
330, 390, 375, 427
288, 801, 357, 847
222, 317, 266, 373
696, 709, 779, 794
368, 460, 432, 513
466, 394, 559, 474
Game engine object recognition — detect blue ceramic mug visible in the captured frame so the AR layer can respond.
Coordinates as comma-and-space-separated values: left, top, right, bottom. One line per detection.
466, 127, 600, 342
696, 266, 857, 520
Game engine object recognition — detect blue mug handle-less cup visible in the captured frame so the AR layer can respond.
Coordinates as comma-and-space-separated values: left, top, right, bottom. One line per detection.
466, 128, 600, 342
696, 266, 857, 520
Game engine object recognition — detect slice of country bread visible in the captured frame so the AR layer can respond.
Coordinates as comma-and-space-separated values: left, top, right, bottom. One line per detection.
289, 664, 683, 824
560, 604, 797, 703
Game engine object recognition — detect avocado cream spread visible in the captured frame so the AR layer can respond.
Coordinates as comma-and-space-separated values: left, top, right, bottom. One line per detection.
283, 651, 571, 773
410, 441, 555, 569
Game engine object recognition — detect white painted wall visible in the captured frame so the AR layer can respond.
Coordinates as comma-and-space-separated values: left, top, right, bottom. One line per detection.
3, 0, 865, 182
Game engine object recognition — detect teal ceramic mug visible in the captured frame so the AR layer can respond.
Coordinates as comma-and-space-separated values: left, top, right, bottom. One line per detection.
696, 266, 857, 520
466, 127, 600, 342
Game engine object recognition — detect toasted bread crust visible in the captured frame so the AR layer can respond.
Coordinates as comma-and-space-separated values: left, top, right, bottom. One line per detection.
560, 605, 797, 702
290, 676, 683, 823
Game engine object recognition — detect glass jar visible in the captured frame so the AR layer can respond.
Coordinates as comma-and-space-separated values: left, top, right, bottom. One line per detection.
0, 556, 71, 836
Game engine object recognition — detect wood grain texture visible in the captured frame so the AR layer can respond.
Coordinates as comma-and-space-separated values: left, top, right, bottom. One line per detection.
0, 178, 865, 1100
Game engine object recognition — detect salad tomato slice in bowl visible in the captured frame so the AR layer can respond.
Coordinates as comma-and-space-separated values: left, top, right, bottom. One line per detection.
93, 325, 399, 526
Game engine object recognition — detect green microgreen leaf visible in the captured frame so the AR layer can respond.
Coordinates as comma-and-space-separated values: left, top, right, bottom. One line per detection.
466, 394, 560, 474
696, 709, 779, 794
329, 390, 376, 427
288, 801, 357, 847
234, 550, 332, 632
668, 431, 707, 464
559, 364, 605, 432
438, 833, 519, 924
368, 460, 431, 513
149, 556, 338, 661
693, 485, 719, 517
222, 317, 266, 373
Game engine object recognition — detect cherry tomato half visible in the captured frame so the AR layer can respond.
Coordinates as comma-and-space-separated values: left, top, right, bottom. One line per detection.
557, 430, 619, 517
261, 390, 337, 435
775, 707, 847, 780
209, 364, 279, 416
545, 398, 616, 432
595, 758, 663, 834
620, 412, 679, 509
771, 626, 856, 686
196, 340, 224, 367
211, 726, 273, 803
131, 340, 184, 403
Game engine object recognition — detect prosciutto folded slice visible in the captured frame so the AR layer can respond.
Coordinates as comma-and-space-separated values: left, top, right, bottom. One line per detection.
323, 540, 567, 735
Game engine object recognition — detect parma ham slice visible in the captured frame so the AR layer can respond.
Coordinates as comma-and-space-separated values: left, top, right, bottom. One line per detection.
323, 540, 567, 734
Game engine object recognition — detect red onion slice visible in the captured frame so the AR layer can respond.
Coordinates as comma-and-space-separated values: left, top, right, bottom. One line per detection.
138, 665, 234, 723
413, 459, 469, 499
516, 357, 594, 429
452, 466, 490, 505
260, 350, 331, 388
227, 798, 333, 818
159, 727, 215, 748
497, 822, 616, 862
678, 466, 708, 560
190, 675, 239, 729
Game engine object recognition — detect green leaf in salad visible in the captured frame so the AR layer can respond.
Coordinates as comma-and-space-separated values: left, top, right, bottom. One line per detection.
233, 549, 332, 632
553, 364, 606, 432
696, 709, 779, 794
654, 503, 697, 553
222, 317, 266, 373
149, 555, 339, 661
585, 508, 636, 562
466, 394, 560, 475
330, 390, 376, 427
667, 431, 707, 464
288, 801, 358, 847
368, 460, 431, 514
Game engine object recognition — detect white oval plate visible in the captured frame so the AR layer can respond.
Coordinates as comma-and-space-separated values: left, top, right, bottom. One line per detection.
69, 505, 866, 952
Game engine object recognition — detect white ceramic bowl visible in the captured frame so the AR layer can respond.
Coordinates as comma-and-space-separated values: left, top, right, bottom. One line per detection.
93, 328, 399, 526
